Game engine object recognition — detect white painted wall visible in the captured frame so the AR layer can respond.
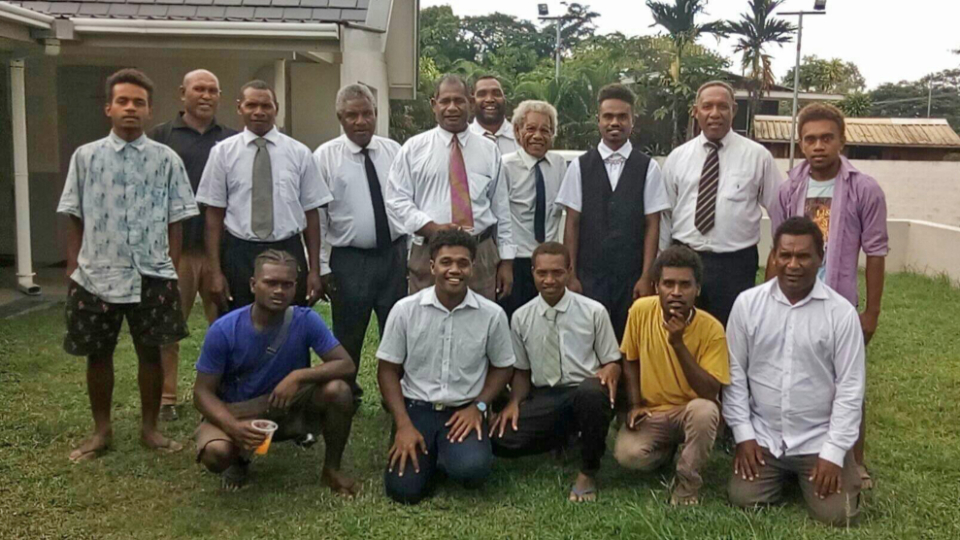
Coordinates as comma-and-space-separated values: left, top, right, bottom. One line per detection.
340, 27, 391, 137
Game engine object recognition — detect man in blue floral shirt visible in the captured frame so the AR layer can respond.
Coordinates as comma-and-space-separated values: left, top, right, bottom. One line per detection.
57, 68, 199, 462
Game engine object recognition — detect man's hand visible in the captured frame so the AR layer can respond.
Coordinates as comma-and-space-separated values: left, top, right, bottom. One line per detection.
733, 439, 767, 481
496, 260, 514, 300
568, 276, 583, 294
208, 269, 232, 314
860, 310, 879, 346
633, 275, 654, 300
227, 420, 267, 452
306, 270, 324, 307
419, 222, 462, 240
809, 458, 843, 499
663, 309, 689, 348
596, 363, 622, 409
446, 404, 484, 443
269, 371, 301, 410
319, 274, 335, 303
626, 406, 649, 430
388, 424, 428, 477
489, 401, 521, 438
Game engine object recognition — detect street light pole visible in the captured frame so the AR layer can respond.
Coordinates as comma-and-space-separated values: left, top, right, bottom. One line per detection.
538, 3, 571, 82
780, 6, 826, 169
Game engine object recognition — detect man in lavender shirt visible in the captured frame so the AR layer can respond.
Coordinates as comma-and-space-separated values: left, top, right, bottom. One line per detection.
768, 102, 888, 490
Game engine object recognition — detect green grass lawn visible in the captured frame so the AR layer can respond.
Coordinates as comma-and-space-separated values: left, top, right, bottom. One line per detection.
2, 271, 960, 539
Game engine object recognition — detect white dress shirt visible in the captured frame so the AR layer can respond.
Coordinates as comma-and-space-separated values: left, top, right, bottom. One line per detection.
470, 118, 518, 155
314, 134, 403, 275
197, 127, 332, 242
555, 140, 671, 215
511, 290, 621, 388
377, 286, 516, 407
385, 126, 516, 259
722, 279, 865, 467
501, 148, 567, 258
661, 130, 782, 252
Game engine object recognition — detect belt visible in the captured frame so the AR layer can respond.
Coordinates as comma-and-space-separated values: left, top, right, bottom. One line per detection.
405, 398, 469, 412
475, 227, 494, 243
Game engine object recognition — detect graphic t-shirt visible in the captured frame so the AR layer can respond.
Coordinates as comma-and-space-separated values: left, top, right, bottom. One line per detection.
805, 177, 836, 279
196, 306, 340, 403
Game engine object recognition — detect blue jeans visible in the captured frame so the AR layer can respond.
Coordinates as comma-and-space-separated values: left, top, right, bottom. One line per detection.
384, 400, 493, 504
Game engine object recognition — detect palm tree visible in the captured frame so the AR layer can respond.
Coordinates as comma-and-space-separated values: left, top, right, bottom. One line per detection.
646, 0, 727, 145
727, 0, 795, 136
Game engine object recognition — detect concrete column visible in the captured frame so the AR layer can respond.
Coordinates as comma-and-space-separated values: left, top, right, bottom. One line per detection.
274, 59, 286, 130
10, 59, 40, 295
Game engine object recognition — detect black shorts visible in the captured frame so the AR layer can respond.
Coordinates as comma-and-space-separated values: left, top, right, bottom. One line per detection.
63, 276, 189, 357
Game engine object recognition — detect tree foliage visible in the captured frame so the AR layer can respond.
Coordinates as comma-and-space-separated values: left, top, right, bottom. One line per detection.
869, 68, 960, 131
782, 55, 866, 94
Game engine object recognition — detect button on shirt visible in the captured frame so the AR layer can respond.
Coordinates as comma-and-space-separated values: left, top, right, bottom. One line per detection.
56, 132, 199, 303
555, 140, 671, 215
385, 127, 516, 259
377, 286, 516, 406
511, 290, 621, 388
722, 279, 866, 467
662, 130, 782, 252
314, 134, 403, 275
470, 118, 518, 155
196, 127, 332, 242
502, 148, 567, 257
148, 114, 238, 252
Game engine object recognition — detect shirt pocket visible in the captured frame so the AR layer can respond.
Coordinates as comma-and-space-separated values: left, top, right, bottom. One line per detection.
279, 167, 301, 203
467, 172, 492, 201
454, 331, 488, 383
722, 173, 754, 203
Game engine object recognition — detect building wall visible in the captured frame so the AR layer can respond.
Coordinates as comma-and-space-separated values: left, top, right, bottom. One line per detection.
289, 61, 341, 151
340, 27, 391, 137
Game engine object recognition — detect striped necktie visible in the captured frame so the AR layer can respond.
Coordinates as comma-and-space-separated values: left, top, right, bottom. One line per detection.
449, 135, 474, 228
694, 141, 722, 235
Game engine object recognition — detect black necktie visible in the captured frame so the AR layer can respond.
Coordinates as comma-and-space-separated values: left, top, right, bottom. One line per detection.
361, 148, 391, 250
534, 159, 546, 243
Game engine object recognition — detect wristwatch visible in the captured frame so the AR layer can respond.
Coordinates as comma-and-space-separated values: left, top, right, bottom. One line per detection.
474, 401, 488, 416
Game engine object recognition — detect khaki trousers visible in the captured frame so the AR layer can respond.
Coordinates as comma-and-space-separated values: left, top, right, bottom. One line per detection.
407, 236, 500, 301
614, 399, 720, 498
160, 251, 219, 406
728, 448, 862, 527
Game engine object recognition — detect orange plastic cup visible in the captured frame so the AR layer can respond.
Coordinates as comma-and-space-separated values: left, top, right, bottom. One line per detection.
251, 419, 278, 456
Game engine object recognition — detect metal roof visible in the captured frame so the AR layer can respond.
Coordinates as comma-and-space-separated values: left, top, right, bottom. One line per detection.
5, 0, 369, 24
754, 115, 960, 148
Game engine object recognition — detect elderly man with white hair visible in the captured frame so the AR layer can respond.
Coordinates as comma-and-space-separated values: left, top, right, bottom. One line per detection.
313, 83, 404, 401
497, 100, 567, 319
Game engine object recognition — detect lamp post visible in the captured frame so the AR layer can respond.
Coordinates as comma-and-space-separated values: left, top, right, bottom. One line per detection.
538, 2, 571, 82
780, 1, 827, 169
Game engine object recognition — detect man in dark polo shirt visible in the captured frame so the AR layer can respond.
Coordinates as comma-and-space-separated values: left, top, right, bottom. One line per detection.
149, 69, 238, 421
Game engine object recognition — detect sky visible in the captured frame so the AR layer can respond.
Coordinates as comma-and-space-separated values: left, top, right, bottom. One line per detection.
421, 0, 960, 89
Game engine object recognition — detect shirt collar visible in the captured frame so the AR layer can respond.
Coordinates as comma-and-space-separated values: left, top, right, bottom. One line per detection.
788, 154, 856, 185
172, 112, 223, 134
536, 289, 572, 315
107, 131, 147, 152
697, 129, 735, 150
420, 286, 479, 313
770, 277, 830, 307
242, 126, 280, 145
342, 134, 378, 155
436, 126, 470, 147
471, 118, 515, 140
598, 139, 632, 161
516, 147, 547, 170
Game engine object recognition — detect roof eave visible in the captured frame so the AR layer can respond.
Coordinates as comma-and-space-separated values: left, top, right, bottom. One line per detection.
69, 18, 340, 40
0, 1, 53, 29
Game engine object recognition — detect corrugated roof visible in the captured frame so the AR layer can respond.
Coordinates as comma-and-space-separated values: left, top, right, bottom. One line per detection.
6, 0, 369, 23
754, 115, 960, 148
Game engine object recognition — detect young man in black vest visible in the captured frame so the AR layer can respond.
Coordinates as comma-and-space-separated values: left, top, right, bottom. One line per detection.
556, 84, 670, 340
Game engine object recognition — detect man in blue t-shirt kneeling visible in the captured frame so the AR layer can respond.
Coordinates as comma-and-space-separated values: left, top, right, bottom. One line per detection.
193, 249, 357, 494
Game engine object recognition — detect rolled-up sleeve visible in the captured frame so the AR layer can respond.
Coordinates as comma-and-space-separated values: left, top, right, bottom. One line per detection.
385, 146, 432, 236
820, 307, 866, 467
859, 179, 889, 257
57, 149, 84, 218
722, 296, 757, 444
196, 145, 228, 208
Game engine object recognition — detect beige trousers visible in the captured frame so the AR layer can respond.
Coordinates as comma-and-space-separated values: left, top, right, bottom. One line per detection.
614, 398, 721, 498
407, 236, 500, 301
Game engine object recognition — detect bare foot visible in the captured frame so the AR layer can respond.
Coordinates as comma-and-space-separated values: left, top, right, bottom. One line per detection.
69, 430, 113, 463
222, 461, 249, 492
670, 491, 700, 506
321, 467, 360, 498
857, 464, 874, 491
140, 430, 183, 454
568, 472, 598, 503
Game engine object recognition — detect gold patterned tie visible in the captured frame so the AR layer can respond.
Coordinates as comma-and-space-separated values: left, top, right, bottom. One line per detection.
449, 136, 474, 228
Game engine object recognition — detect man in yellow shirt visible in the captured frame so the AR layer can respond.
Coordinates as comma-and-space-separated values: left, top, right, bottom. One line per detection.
614, 246, 730, 505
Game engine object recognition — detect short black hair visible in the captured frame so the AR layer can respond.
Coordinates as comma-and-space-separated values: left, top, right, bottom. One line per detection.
106, 68, 154, 105
597, 83, 636, 111
532, 241, 571, 269
474, 74, 502, 86
651, 246, 704, 285
239, 79, 278, 107
429, 228, 477, 261
433, 74, 471, 100
773, 216, 825, 259
254, 249, 299, 277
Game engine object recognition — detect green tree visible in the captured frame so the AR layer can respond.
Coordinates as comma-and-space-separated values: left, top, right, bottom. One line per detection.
419, 6, 476, 71
838, 92, 872, 117
782, 55, 866, 94
646, 0, 728, 146
869, 68, 960, 132
727, 0, 795, 136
